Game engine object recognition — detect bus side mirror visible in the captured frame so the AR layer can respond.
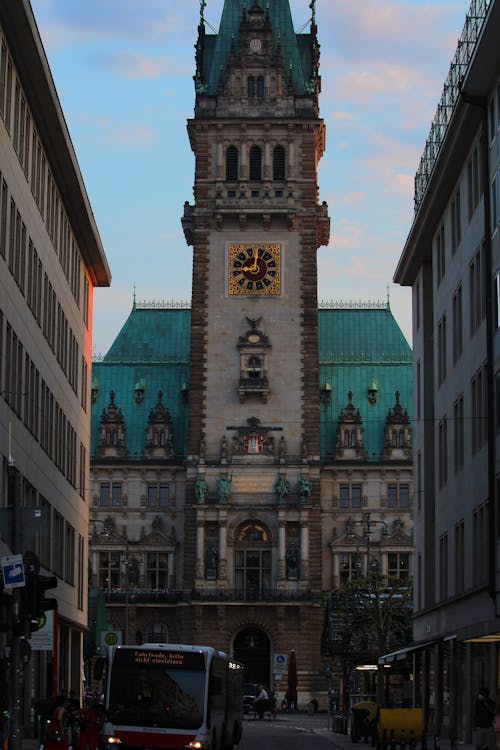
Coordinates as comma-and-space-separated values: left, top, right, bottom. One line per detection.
93, 656, 106, 680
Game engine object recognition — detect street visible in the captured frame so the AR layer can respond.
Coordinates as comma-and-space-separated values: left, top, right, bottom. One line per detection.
239, 714, 337, 750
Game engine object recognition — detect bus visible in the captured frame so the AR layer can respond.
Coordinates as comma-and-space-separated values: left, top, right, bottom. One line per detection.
95, 643, 244, 750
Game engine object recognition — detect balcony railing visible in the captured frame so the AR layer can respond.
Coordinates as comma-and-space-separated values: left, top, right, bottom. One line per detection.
102, 588, 184, 604
191, 588, 312, 603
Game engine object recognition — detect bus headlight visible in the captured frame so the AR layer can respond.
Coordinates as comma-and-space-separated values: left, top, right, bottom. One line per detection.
185, 742, 209, 749
104, 737, 122, 745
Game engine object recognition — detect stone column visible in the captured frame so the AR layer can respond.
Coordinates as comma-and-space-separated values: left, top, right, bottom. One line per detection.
168, 552, 175, 588
197, 524, 205, 579
287, 137, 295, 179
300, 517, 309, 579
219, 523, 227, 579
279, 521, 286, 578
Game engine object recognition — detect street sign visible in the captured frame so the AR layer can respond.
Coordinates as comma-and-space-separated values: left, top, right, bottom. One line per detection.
30, 609, 54, 651
1, 554, 25, 589
101, 629, 122, 650
274, 653, 288, 668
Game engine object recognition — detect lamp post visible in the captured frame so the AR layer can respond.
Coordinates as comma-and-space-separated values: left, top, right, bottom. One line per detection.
347, 514, 388, 576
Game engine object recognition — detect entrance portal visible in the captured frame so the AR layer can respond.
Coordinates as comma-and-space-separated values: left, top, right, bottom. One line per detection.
233, 628, 271, 687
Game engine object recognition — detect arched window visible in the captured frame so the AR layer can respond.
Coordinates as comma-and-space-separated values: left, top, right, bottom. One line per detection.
249, 146, 262, 181
226, 146, 238, 181
256, 76, 264, 98
273, 145, 286, 181
235, 520, 271, 599
247, 76, 255, 98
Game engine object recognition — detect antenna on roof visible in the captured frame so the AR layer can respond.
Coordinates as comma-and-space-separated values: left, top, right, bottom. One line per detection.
133, 284, 136, 310
386, 285, 390, 310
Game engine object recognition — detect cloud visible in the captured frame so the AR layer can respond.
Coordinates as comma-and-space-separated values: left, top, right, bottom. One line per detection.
343, 192, 367, 206
106, 124, 156, 146
86, 51, 185, 79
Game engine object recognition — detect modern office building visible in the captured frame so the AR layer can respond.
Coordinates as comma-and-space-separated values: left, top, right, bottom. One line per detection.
390, 0, 500, 740
0, 0, 110, 713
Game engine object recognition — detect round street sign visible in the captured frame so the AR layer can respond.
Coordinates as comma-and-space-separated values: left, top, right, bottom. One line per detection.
104, 631, 119, 646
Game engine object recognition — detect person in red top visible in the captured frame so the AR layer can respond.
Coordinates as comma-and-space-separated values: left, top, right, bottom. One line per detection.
78, 698, 104, 750
45, 695, 69, 750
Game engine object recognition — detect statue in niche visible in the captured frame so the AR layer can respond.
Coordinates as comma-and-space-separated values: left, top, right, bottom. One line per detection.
207, 546, 218, 571
217, 477, 232, 503
275, 475, 290, 500
297, 476, 311, 501
195, 477, 208, 503
286, 548, 299, 579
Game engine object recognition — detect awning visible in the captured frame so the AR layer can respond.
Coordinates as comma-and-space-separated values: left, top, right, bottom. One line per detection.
378, 639, 440, 665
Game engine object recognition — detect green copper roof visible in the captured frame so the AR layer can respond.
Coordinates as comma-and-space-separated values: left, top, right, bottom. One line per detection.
319, 306, 413, 461
203, 0, 309, 95
91, 304, 412, 464
91, 306, 190, 459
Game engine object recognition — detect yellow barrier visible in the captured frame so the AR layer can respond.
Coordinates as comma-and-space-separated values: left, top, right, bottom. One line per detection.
378, 708, 423, 742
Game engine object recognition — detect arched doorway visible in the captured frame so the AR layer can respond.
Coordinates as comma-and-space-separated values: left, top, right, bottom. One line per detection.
233, 628, 271, 687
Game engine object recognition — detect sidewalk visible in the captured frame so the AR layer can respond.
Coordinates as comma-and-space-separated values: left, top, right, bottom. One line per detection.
269, 711, 475, 750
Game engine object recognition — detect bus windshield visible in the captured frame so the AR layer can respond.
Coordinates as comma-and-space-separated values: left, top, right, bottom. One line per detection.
108, 648, 206, 730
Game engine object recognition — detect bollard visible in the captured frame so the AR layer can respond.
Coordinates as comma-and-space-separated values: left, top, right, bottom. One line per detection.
434, 736, 440, 750
390, 728, 397, 750
409, 729, 416, 750
400, 728, 406, 750
380, 727, 388, 750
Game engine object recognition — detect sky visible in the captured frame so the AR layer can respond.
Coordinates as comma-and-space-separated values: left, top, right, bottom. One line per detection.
28, 0, 470, 356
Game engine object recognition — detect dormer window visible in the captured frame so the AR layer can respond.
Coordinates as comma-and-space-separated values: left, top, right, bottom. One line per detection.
226, 146, 238, 181
249, 146, 262, 181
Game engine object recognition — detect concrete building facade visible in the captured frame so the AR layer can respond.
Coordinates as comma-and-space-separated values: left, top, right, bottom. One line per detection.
391, 0, 500, 740
0, 0, 110, 713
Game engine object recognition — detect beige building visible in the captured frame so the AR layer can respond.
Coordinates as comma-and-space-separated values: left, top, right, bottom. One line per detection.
0, 0, 110, 711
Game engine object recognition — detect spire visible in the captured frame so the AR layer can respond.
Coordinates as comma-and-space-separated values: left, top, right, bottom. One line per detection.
202, 0, 311, 96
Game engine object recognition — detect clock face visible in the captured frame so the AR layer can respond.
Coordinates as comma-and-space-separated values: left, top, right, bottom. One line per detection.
249, 37, 262, 52
228, 243, 281, 295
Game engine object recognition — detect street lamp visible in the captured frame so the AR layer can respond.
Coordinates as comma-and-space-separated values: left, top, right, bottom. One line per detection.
347, 514, 388, 575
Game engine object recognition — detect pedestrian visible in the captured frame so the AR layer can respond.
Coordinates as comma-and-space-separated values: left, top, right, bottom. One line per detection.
45, 695, 69, 750
474, 687, 495, 750
78, 698, 104, 750
253, 684, 269, 720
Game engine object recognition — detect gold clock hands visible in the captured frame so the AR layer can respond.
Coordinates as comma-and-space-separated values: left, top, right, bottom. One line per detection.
242, 252, 259, 273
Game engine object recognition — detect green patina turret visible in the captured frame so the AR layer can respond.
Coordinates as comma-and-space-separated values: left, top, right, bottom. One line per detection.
195, 0, 319, 98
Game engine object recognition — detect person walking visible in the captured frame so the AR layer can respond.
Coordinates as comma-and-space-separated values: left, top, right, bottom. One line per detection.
45, 695, 69, 750
253, 685, 269, 720
78, 698, 104, 750
474, 687, 495, 750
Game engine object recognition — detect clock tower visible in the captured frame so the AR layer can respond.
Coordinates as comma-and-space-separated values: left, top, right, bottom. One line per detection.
182, 0, 330, 692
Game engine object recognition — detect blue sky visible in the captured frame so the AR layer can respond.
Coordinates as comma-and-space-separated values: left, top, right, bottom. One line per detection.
29, 0, 469, 355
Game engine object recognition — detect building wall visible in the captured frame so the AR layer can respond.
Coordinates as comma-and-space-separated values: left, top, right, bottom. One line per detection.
0, 2, 109, 705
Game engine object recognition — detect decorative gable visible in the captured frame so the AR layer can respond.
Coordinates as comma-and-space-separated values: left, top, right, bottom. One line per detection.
144, 391, 174, 459
237, 317, 271, 403
383, 390, 412, 460
96, 390, 128, 459
334, 391, 366, 460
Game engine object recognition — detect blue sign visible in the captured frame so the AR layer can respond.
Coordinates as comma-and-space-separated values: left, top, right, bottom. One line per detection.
1, 554, 25, 589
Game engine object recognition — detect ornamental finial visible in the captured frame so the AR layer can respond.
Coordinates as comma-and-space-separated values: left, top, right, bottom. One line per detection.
309, 0, 316, 25
200, 0, 206, 23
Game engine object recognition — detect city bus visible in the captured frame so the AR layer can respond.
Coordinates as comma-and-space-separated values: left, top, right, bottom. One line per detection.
95, 644, 244, 750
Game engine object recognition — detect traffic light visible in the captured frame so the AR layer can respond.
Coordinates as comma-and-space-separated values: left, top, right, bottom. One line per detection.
22, 551, 57, 633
